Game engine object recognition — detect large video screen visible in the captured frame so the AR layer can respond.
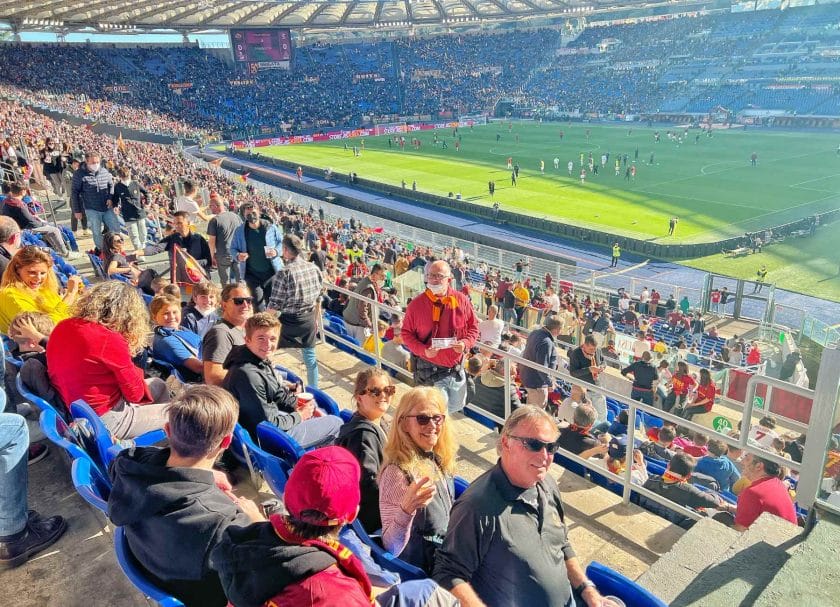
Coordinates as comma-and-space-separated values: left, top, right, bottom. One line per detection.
230, 28, 292, 63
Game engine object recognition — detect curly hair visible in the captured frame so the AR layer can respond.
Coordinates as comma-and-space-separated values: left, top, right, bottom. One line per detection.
382, 386, 458, 477
1, 246, 58, 292
73, 281, 150, 354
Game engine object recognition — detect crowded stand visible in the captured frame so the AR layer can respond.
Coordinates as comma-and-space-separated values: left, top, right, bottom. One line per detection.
0, 4, 838, 144
0, 14, 834, 607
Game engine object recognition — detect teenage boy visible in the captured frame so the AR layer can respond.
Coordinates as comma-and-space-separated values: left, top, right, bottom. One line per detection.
108, 385, 265, 607
222, 312, 341, 445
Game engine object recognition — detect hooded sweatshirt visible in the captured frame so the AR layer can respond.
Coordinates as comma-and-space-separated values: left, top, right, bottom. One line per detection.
336, 413, 387, 532
222, 344, 300, 438
210, 517, 374, 607
107, 447, 252, 607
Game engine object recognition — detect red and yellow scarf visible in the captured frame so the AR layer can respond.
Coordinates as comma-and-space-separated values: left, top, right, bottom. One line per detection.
425, 288, 459, 323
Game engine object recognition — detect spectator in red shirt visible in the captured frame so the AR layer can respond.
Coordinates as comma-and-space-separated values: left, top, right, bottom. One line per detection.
47, 282, 169, 439
664, 361, 695, 413
746, 341, 761, 366
734, 455, 797, 530
678, 368, 717, 421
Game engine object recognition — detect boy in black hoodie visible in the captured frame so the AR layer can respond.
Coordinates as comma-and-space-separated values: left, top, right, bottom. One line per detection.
222, 312, 341, 445
108, 385, 265, 607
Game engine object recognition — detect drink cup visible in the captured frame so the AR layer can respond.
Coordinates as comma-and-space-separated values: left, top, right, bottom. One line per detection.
297, 392, 314, 409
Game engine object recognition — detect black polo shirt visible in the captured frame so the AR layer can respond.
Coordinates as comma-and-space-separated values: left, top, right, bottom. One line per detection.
434, 462, 576, 607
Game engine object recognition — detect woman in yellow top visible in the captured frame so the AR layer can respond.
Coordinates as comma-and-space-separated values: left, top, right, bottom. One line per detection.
512, 281, 531, 327
0, 246, 83, 333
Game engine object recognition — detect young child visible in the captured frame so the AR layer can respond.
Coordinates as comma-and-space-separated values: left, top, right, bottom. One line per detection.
8, 312, 60, 405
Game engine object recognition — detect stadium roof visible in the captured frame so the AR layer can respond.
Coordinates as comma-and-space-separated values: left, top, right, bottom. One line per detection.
3, 0, 713, 33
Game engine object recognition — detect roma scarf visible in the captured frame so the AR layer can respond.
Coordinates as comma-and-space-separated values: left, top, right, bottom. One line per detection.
425, 288, 458, 323
270, 515, 374, 605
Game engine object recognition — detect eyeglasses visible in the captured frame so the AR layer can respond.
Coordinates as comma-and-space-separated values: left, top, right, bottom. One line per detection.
427, 273, 450, 281
404, 414, 446, 426
360, 385, 396, 397
112, 238, 123, 243
508, 435, 560, 455
231, 297, 254, 306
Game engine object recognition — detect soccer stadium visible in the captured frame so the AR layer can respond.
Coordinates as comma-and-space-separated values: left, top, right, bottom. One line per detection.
1, 0, 840, 605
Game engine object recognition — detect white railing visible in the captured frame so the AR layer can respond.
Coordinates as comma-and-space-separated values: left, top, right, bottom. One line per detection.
317, 281, 838, 520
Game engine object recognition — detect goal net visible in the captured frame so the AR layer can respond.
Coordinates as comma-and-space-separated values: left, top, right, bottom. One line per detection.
459, 114, 488, 127
374, 122, 408, 136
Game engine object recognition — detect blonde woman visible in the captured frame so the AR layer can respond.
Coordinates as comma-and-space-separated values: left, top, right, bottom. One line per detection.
336, 368, 396, 532
0, 246, 82, 333
379, 386, 458, 573
47, 281, 169, 439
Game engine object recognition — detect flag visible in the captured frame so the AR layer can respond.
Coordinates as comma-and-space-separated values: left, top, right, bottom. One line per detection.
117, 132, 126, 154
84, 103, 92, 115
170, 244, 209, 286
239, 172, 250, 183
85, 122, 98, 131
209, 158, 223, 168
373, 227, 384, 233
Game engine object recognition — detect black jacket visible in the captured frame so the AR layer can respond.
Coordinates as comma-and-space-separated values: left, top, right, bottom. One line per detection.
336, 413, 387, 532
113, 180, 148, 222
222, 345, 300, 438
107, 447, 251, 607
210, 521, 336, 607
157, 231, 213, 270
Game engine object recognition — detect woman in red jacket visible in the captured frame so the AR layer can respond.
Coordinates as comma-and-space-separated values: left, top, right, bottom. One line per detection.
47, 281, 169, 439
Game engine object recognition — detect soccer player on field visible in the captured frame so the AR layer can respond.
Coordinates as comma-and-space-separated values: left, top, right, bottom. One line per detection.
567, 161, 574, 176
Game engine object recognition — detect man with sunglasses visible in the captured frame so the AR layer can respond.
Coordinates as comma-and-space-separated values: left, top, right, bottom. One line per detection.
434, 406, 617, 607
202, 283, 253, 386
402, 260, 479, 413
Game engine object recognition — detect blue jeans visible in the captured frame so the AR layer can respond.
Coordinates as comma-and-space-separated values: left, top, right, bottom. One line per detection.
302, 346, 319, 388
0, 413, 29, 537
287, 415, 342, 450
85, 208, 121, 250
434, 370, 467, 414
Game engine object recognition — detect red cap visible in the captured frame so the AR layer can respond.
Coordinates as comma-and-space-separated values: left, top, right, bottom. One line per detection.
284, 446, 360, 526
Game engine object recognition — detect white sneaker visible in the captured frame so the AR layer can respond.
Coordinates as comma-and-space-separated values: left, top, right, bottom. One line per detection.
65, 251, 81, 260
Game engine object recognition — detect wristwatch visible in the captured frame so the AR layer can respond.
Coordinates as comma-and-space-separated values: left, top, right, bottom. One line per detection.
574, 579, 597, 594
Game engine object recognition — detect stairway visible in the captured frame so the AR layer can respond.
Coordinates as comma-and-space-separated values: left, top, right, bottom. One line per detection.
637, 513, 803, 606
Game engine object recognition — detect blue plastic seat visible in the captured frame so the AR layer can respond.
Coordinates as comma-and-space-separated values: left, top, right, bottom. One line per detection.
39, 409, 108, 482
87, 252, 107, 280
307, 386, 341, 416
256, 421, 307, 465
339, 409, 354, 423
230, 424, 290, 496
554, 451, 587, 477
69, 399, 166, 469
454, 475, 469, 499
71, 456, 111, 515
463, 405, 501, 431
16, 373, 69, 422
350, 519, 426, 581
586, 561, 667, 607
114, 527, 185, 607
274, 364, 302, 386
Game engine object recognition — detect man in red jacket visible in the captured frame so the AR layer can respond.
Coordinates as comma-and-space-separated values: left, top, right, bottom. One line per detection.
402, 260, 480, 413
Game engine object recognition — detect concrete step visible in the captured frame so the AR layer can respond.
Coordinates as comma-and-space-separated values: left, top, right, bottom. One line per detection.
636, 518, 742, 603
639, 513, 803, 607
753, 510, 840, 607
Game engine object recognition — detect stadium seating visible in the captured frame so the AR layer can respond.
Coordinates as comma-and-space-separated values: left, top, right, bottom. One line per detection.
71, 457, 110, 515
114, 527, 186, 607
255, 420, 307, 465
229, 423, 291, 496
586, 561, 668, 607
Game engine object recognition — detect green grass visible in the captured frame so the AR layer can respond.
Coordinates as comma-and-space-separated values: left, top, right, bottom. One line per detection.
230, 123, 840, 298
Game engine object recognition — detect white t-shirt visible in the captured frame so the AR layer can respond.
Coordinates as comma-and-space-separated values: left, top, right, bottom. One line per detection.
544, 293, 561, 314
478, 318, 505, 348
174, 195, 201, 222
618, 297, 630, 312
632, 339, 651, 359
748, 424, 779, 449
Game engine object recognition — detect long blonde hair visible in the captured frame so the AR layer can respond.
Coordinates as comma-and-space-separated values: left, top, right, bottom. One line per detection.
382, 386, 457, 476
0, 246, 59, 293
73, 281, 150, 355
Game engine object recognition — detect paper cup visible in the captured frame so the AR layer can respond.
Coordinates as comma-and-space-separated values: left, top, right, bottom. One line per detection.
297, 392, 314, 408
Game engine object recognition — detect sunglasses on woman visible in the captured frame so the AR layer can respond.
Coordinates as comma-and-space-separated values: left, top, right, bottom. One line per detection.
360, 385, 396, 397
404, 414, 446, 427
508, 435, 560, 455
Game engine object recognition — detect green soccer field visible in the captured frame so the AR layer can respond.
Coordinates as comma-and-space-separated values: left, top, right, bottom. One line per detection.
232, 122, 840, 298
